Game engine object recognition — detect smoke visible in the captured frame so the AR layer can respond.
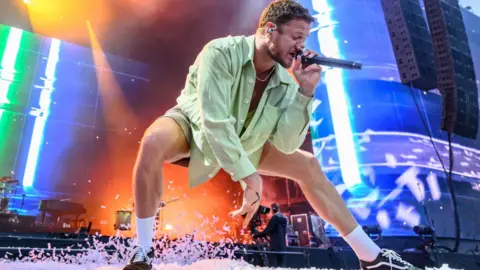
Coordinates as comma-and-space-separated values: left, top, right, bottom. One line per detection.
229, 0, 272, 34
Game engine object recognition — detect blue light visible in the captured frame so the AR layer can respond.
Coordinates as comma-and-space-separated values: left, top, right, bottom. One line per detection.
23, 39, 61, 188
309, 0, 362, 188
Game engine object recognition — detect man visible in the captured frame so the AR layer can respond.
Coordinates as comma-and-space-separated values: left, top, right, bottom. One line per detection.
253, 203, 288, 268
124, 1, 417, 270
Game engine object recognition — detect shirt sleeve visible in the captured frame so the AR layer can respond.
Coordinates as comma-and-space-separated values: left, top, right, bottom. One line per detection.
269, 89, 313, 153
196, 44, 256, 181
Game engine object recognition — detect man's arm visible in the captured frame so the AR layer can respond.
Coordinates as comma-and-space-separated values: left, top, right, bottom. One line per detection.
196, 43, 256, 180
254, 215, 279, 238
269, 89, 313, 154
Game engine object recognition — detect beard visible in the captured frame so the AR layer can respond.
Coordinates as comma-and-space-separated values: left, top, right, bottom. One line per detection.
267, 47, 291, 68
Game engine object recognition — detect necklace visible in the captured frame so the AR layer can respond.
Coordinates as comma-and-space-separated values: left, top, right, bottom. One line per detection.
256, 66, 276, 82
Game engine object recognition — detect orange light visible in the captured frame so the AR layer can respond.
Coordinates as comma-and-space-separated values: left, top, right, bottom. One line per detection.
164, 224, 173, 231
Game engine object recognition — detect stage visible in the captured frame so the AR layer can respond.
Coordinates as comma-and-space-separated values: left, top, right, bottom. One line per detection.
1, 0, 480, 269
0, 260, 463, 270
0, 232, 477, 269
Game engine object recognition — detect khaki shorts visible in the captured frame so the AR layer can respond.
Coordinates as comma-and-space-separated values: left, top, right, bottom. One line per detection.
161, 106, 192, 146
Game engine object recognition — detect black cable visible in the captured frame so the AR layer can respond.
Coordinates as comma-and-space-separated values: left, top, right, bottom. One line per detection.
407, 85, 460, 252
447, 132, 460, 252
407, 85, 449, 179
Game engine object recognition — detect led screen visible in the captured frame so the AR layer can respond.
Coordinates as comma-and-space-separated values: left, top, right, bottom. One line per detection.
299, 0, 480, 239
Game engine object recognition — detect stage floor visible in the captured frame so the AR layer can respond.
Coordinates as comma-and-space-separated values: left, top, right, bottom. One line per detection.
0, 232, 473, 270
0, 260, 461, 270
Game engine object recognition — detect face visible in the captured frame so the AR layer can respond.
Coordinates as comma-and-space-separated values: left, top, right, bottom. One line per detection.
266, 19, 310, 68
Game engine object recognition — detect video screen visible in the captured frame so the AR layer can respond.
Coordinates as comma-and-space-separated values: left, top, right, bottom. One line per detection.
300, 0, 480, 239
0, 24, 149, 215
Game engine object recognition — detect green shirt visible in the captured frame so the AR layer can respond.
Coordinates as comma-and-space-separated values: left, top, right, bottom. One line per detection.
176, 35, 313, 187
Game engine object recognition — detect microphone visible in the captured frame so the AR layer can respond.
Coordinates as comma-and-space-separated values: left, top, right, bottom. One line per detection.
297, 52, 362, 70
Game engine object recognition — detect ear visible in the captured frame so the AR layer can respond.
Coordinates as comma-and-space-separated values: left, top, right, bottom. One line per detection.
264, 22, 277, 35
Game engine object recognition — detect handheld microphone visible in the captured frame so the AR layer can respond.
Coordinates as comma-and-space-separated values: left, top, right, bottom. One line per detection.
297, 52, 362, 70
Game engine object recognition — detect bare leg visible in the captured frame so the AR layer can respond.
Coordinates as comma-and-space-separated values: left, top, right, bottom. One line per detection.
257, 142, 386, 263
256, 144, 416, 268
124, 117, 190, 269
133, 117, 190, 218
258, 142, 356, 236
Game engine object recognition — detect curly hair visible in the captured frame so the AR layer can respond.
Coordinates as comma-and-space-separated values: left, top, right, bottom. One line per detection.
258, 0, 314, 31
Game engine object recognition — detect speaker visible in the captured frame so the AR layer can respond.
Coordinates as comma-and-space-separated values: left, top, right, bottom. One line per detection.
381, 0, 437, 91
291, 214, 310, 246
424, 0, 479, 139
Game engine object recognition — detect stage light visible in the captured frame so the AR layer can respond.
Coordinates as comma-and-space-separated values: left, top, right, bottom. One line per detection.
362, 225, 382, 241
164, 224, 173, 231
414, 225, 435, 236
414, 225, 436, 248
24, 0, 30, 4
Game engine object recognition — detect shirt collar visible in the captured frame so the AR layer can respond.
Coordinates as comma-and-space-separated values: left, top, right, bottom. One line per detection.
244, 35, 292, 85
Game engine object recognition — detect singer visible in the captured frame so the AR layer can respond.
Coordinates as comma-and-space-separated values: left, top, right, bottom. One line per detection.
125, 1, 417, 270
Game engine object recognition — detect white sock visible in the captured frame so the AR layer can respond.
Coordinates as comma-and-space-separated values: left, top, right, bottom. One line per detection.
343, 225, 381, 262
135, 216, 155, 249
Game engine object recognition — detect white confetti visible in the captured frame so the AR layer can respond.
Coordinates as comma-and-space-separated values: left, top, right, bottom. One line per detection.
310, 118, 324, 128
350, 205, 371, 220
312, 98, 322, 111
400, 154, 417, 159
426, 172, 441, 200
385, 153, 397, 168
358, 146, 368, 152
361, 167, 376, 185
395, 203, 420, 227
334, 184, 348, 196
395, 167, 424, 202
358, 134, 371, 144
376, 210, 391, 229
328, 157, 338, 165
362, 188, 380, 204
409, 138, 423, 143
364, 129, 375, 134
378, 187, 403, 208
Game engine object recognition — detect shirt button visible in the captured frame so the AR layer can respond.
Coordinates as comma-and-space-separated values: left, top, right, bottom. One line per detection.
230, 172, 235, 177
208, 173, 214, 178
240, 120, 245, 124
244, 99, 249, 104
248, 78, 254, 84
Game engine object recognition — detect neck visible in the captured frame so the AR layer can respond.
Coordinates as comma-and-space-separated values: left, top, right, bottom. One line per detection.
253, 34, 276, 74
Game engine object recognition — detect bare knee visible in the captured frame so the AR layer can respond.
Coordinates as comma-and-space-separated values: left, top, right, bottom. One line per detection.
135, 129, 174, 184
134, 118, 188, 178
138, 131, 168, 164
297, 152, 326, 187
132, 132, 166, 197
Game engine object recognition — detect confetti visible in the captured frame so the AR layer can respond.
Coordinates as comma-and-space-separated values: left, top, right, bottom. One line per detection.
395, 203, 421, 227
376, 210, 391, 229
385, 153, 397, 168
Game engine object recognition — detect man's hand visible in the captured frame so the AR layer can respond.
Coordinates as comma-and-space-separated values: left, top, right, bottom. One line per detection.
291, 49, 323, 97
228, 172, 263, 229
